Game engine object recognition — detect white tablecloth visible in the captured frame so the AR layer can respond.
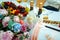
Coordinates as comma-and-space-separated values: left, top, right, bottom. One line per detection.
0, 0, 60, 40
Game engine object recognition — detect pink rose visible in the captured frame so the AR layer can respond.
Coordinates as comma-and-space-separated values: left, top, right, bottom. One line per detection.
21, 25, 27, 32
2, 31, 14, 40
2, 16, 10, 27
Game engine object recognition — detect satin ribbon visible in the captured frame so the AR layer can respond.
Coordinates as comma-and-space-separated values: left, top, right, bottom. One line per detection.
31, 20, 42, 40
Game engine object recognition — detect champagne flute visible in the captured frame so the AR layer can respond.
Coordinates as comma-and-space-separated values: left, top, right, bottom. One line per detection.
30, 0, 34, 11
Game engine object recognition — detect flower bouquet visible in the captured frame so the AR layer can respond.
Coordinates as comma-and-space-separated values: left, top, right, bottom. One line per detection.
0, 1, 31, 40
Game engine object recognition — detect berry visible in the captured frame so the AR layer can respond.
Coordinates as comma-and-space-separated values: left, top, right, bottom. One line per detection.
20, 8, 25, 13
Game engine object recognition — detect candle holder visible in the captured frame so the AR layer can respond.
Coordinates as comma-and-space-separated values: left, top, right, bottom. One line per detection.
36, 0, 46, 18
36, 2, 43, 17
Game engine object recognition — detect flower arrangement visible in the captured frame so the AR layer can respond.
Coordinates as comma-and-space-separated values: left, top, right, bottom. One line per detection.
0, 1, 31, 40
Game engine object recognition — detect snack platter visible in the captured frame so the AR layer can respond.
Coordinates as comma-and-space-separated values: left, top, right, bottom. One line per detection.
41, 9, 60, 31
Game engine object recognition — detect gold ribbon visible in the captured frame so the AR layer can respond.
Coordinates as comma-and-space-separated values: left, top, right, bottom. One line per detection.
43, 19, 60, 24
